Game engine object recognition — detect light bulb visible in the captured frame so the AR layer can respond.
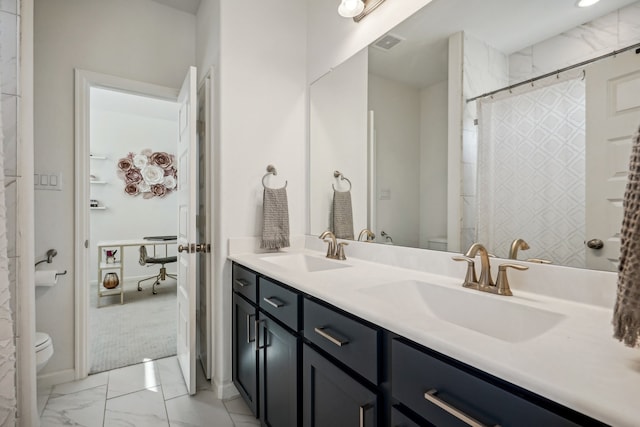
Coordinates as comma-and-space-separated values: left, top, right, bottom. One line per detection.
576, 0, 600, 7
338, 0, 365, 18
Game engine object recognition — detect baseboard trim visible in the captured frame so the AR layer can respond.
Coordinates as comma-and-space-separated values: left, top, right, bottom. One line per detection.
37, 368, 76, 388
214, 380, 239, 400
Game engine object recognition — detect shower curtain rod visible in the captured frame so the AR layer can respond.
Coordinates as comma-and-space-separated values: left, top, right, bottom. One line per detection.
466, 42, 640, 103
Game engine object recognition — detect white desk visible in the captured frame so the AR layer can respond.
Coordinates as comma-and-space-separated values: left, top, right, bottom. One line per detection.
96, 238, 176, 306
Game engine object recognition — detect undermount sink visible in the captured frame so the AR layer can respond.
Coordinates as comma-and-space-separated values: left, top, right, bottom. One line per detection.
360, 280, 565, 343
259, 253, 351, 273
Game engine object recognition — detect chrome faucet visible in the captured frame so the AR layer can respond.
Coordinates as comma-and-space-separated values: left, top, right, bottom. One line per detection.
319, 231, 348, 260
509, 238, 530, 260
357, 229, 375, 242
453, 243, 528, 296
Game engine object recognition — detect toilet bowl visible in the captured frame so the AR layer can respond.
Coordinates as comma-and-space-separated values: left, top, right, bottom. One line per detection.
35, 332, 54, 372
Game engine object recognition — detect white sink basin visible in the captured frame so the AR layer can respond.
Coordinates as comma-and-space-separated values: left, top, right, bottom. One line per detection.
259, 253, 351, 273
360, 280, 565, 343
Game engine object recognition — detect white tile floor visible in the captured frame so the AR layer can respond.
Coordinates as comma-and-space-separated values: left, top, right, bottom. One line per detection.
38, 357, 260, 427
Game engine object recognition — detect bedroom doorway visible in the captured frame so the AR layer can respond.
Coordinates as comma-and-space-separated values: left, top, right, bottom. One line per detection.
87, 86, 180, 373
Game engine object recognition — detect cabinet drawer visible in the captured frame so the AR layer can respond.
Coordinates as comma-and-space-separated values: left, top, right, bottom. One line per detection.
233, 263, 257, 303
303, 298, 379, 384
259, 277, 300, 331
392, 339, 585, 427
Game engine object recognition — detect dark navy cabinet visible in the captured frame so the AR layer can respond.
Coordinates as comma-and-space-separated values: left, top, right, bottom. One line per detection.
303, 344, 377, 427
232, 264, 301, 426
232, 292, 258, 415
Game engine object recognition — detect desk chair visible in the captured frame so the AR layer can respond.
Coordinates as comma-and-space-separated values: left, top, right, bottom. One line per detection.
137, 245, 177, 294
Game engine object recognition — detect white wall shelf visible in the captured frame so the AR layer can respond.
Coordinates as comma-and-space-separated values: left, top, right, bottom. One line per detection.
90, 180, 107, 184
90, 155, 107, 160
90, 206, 107, 210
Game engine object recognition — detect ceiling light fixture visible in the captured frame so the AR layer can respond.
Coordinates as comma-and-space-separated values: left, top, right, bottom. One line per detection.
338, 0, 387, 22
338, 0, 365, 18
576, 0, 601, 7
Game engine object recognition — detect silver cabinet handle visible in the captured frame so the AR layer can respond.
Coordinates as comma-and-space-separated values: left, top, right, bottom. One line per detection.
255, 319, 267, 350
234, 279, 249, 288
246, 313, 255, 344
263, 297, 284, 308
424, 389, 499, 427
359, 403, 373, 427
314, 327, 349, 347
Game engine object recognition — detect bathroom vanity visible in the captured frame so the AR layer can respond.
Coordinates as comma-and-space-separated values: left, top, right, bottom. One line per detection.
229, 242, 636, 426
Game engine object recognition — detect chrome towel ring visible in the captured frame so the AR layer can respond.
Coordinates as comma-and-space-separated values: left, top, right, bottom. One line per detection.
332, 170, 352, 191
262, 164, 288, 189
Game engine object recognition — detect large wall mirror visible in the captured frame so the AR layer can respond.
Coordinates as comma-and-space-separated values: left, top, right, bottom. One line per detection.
309, 0, 640, 272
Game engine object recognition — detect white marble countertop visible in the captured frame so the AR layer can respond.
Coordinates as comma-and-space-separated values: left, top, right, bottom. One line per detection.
229, 245, 640, 427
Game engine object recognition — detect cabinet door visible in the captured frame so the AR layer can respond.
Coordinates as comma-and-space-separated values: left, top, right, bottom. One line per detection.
232, 293, 258, 416
303, 344, 377, 427
258, 313, 299, 427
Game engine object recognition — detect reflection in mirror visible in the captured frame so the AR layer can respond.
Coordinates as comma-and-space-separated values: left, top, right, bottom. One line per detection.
309, 0, 640, 271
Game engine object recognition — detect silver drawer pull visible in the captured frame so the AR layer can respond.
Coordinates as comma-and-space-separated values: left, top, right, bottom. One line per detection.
314, 327, 349, 347
359, 403, 372, 427
263, 297, 285, 308
234, 279, 249, 288
424, 389, 499, 427
246, 313, 255, 344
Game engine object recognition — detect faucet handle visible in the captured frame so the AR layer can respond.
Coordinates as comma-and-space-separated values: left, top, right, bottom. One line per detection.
452, 256, 478, 288
495, 263, 528, 296
336, 242, 349, 260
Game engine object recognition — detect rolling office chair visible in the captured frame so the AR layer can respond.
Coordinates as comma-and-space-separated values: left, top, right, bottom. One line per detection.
137, 245, 177, 294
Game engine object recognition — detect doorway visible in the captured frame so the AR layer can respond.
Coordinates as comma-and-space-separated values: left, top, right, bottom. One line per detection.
74, 70, 184, 378
88, 86, 180, 373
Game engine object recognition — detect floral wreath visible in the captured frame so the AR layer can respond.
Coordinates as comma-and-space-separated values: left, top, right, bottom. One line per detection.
117, 149, 178, 198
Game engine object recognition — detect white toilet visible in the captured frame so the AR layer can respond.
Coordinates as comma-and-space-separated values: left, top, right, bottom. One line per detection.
35, 332, 54, 372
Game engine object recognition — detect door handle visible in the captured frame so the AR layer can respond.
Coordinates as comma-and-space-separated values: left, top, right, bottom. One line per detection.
179, 243, 210, 253
586, 239, 604, 250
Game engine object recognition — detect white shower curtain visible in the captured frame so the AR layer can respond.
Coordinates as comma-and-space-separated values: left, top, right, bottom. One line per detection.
0, 70, 17, 425
476, 76, 586, 267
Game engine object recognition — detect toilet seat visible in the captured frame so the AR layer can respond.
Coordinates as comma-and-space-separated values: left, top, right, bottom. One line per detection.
35, 332, 51, 350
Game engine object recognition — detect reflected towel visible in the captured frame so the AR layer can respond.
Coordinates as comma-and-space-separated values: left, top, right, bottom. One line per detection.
261, 187, 290, 250
614, 125, 640, 347
332, 190, 354, 240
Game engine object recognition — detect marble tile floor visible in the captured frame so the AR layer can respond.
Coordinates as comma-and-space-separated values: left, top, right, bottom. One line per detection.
38, 356, 260, 427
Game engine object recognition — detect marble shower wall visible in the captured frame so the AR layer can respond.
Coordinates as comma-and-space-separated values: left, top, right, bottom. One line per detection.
0, 0, 18, 425
510, 1, 640, 83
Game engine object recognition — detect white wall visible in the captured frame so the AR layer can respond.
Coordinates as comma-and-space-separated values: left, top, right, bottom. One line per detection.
34, 0, 195, 376
368, 73, 420, 247
420, 80, 448, 248
89, 88, 178, 283
196, 0, 307, 396
309, 49, 368, 236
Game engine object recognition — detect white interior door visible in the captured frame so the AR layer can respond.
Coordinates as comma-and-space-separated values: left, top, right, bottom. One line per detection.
586, 50, 640, 271
177, 66, 198, 394
196, 68, 214, 379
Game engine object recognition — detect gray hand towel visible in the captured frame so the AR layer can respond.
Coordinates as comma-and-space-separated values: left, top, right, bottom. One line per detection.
332, 190, 354, 240
614, 125, 640, 347
261, 187, 290, 250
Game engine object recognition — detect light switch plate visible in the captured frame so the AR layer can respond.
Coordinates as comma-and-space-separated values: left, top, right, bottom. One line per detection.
35, 172, 62, 191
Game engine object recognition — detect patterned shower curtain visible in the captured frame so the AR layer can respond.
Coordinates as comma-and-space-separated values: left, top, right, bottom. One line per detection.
0, 70, 17, 425
476, 76, 586, 267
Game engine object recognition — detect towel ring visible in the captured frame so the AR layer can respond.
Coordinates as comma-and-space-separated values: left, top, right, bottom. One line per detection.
262, 164, 288, 189
332, 170, 352, 192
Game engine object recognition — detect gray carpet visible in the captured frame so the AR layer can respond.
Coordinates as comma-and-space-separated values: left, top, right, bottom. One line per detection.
89, 277, 177, 374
